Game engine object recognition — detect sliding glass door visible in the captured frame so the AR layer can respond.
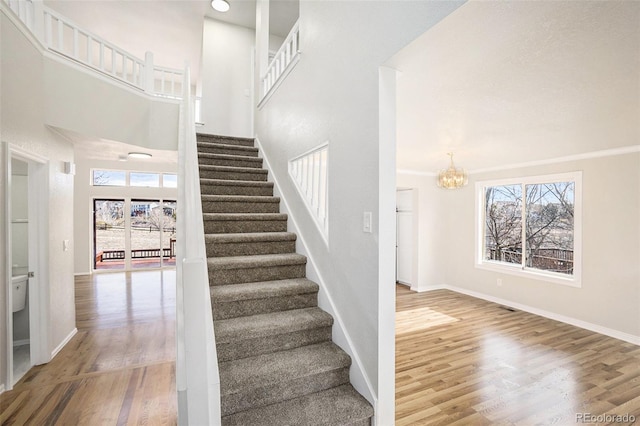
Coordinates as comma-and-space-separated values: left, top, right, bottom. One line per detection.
94, 199, 126, 270
93, 198, 176, 271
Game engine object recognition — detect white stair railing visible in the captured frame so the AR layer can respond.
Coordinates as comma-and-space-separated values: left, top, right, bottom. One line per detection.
176, 64, 221, 425
260, 20, 300, 103
2, 0, 183, 99
289, 142, 329, 242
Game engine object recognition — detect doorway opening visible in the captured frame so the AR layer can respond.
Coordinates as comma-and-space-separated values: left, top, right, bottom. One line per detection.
4, 144, 49, 390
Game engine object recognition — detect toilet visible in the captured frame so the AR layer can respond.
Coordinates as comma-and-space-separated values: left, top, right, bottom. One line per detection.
12, 275, 28, 313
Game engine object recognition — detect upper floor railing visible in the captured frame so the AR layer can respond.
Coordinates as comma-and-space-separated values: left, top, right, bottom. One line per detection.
3, 0, 183, 99
260, 20, 300, 105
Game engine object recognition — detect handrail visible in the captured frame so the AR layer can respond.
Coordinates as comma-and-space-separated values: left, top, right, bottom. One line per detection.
260, 20, 300, 101
176, 63, 221, 425
2, 0, 183, 99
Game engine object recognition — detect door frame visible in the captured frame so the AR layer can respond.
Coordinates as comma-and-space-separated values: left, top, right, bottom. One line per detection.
4, 143, 49, 390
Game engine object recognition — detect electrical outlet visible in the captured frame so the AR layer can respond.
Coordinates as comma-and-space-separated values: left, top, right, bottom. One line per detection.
497, 278, 503, 287
63, 239, 70, 251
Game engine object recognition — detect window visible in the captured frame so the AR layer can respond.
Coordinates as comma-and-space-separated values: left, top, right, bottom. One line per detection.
93, 170, 126, 186
130, 172, 160, 187
476, 172, 582, 286
163, 173, 177, 188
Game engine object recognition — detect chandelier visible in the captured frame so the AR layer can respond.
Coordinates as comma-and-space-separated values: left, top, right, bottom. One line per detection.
437, 153, 468, 189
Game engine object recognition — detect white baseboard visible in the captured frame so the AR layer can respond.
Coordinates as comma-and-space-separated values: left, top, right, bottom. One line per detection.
13, 339, 29, 347
0, 384, 5, 394
51, 328, 77, 359
428, 285, 640, 346
255, 136, 378, 410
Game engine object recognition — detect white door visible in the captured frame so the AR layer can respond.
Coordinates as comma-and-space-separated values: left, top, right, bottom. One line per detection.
396, 189, 413, 286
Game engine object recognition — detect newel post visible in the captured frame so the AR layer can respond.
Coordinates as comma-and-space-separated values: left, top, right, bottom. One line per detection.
144, 51, 155, 94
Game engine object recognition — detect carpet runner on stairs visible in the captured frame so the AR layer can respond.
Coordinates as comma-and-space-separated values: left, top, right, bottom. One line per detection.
197, 133, 374, 426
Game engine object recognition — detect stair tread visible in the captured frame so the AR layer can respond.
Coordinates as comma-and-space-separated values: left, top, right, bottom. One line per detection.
221, 384, 373, 426
201, 195, 280, 203
197, 133, 254, 143
199, 164, 268, 173
199, 153, 263, 161
215, 307, 332, 343
209, 253, 306, 269
198, 141, 259, 152
219, 342, 350, 395
206, 232, 296, 243
200, 178, 273, 187
211, 278, 318, 302
203, 213, 287, 221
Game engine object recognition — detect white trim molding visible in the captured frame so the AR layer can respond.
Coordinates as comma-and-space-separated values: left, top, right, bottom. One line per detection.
51, 327, 77, 360
423, 285, 640, 346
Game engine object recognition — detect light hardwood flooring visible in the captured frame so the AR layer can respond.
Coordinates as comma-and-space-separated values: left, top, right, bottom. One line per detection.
396, 284, 640, 425
1, 270, 177, 425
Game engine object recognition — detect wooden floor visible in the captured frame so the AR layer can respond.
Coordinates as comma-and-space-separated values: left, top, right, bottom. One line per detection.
396, 284, 640, 425
0, 270, 177, 425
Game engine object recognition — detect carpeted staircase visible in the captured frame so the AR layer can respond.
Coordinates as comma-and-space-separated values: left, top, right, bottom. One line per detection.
197, 133, 374, 426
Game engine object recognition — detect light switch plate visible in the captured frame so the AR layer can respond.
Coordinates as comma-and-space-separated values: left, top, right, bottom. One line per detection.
363, 212, 372, 233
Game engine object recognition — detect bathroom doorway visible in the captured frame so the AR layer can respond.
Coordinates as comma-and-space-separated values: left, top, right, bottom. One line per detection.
4, 145, 48, 390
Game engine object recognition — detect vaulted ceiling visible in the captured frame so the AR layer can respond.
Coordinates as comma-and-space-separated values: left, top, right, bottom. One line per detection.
389, 1, 639, 173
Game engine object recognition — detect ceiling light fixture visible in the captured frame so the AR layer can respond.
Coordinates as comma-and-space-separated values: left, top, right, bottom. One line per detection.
128, 152, 152, 159
437, 152, 468, 189
211, 0, 230, 12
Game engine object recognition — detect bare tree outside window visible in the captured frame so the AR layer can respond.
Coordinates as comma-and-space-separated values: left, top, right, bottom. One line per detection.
483, 180, 575, 276
484, 185, 522, 265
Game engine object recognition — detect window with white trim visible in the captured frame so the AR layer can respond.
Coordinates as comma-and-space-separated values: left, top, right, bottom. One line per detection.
476, 172, 582, 286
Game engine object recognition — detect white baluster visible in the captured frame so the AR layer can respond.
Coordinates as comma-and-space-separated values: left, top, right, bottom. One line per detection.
57, 18, 63, 50
144, 51, 154, 94
44, 10, 52, 47
87, 36, 92, 66
73, 27, 79, 59
31, 0, 44, 41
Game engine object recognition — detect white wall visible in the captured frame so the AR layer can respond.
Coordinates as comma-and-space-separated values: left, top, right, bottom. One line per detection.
43, 58, 180, 151
254, 1, 464, 419
200, 19, 255, 138
1, 9, 76, 388
442, 153, 640, 339
396, 173, 448, 292
73, 155, 177, 275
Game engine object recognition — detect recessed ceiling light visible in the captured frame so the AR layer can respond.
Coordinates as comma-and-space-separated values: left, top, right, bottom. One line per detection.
211, 0, 230, 12
128, 152, 152, 159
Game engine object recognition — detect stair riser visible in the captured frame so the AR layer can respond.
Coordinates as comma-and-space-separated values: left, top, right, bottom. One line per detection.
216, 327, 332, 362
198, 146, 259, 157
197, 137, 254, 147
210, 264, 306, 286
204, 220, 287, 234
212, 293, 318, 320
208, 240, 295, 257
198, 157, 263, 169
221, 367, 350, 417
202, 201, 280, 214
199, 170, 268, 182
200, 184, 273, 197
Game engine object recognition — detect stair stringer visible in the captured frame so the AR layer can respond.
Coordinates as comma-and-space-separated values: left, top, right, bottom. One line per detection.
254, 136, 378, 419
